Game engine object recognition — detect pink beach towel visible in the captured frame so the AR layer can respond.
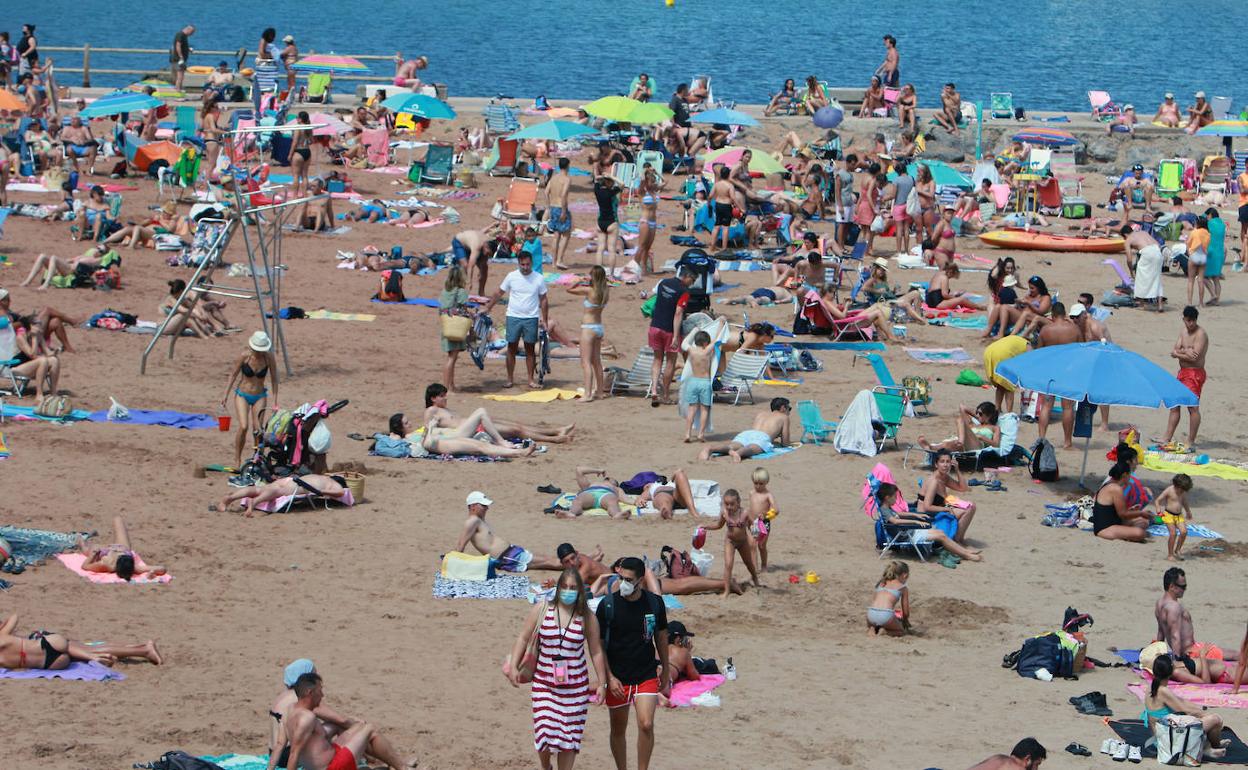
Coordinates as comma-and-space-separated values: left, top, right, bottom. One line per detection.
56, 553, 173, 584
668, 674, 727, 707
1127, 681, 1248, 710
254, 488, 355, 513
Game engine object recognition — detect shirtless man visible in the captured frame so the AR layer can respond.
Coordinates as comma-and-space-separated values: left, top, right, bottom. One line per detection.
699, 398, 792, 462
634, 468, 699, 519
0, 613, 162, 669
1034, 302, 1080, 449
1161, 306, 1208, 448
935, 83, 962, 136
557, 542, 610, 584
450, 227, 498, 296
455, 490, 561, 572
77, 515, 165, 580
422, 383, 574, 443
1070, 299, 1113, 431
876, 34, 900, 87
967, 738, 1048, 770
562, 466, 630, 519
710, 166, 736, 251
216, 474, 350, 516
266, 660, 417, 770
1118, 164, 1155, 217
1155, 567, 1238, 684
284, 673, 376, 770
1153, 92, 1181, 128
393, 53, 428, 91
545, 158, 573, 269
61, 116, 98, 173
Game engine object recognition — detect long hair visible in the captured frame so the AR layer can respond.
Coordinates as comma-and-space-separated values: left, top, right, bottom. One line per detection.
1150, 654, 1174, 697
444, 265, 466, 292
916, 164, 933, 184
589, 265, 609, 307
877, 560, 908, 587
556, 567, 591, 618
388, 413, 407, 438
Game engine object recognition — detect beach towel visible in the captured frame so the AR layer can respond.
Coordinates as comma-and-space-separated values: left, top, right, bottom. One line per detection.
56, 553, 173, 585
1113, 648, 1141, 664
282, 225, 352, 236
483, 388, 583, 403
303, 310, 376, 322
441, 551, 493, 580
0, 661, 125, 681
1145, 522, 1223, 539
1127, 681, 1248, 710
432, 574, 529, 599
200, 755, 269, 770
904, 347, 973, 364
545, 493, 639, 518
1108, 719, 1248, 763
669, 674, 727, 707
0, 525, 84, 573
834, 389, 883, 457
0, 431, 9, 460
1142, 454, 1248, 482
370, 297, 440, 307
86, 409, 216, 430
0, 403, 91, 422
948, 316, 989, 330
754, 444, 799, 460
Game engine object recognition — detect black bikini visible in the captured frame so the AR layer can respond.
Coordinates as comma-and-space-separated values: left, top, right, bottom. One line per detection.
241, 360, 269, 379
36, 634, 69, 669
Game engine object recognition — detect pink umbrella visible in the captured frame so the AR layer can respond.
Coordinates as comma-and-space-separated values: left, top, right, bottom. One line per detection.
287, 112, 351, 137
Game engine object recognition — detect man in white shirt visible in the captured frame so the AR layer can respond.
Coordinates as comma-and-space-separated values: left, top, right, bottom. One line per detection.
482, 251, 548, 389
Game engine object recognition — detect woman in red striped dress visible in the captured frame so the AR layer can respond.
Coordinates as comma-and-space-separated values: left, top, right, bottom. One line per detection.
508, 568, 608, 769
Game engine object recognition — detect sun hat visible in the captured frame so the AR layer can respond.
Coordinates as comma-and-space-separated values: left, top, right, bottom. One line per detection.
1195, 91, 1206, 99
1003, 275, 1019, 288
248, 330, 272, 352
282, 35, 294, 43
466, 490, 493, 507
1164, 92, 1174, 100
283, 658, 315, 687
872, 257, 890, 270
1068, 302, 1086, 318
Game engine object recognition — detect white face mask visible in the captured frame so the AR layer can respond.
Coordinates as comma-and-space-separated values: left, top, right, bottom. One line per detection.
617, 579, 636, 597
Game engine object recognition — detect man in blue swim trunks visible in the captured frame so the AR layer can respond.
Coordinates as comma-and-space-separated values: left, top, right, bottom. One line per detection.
456, 490, 562, 572
60, 117, 99, 174
698, 397, 792, 462
545, 158, 573, 269
1118, 164, 1155, 218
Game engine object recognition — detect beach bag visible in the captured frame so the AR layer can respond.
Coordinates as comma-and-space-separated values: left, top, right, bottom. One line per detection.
371, 433, 411, 458
34, 395, 71, 418
663, 547, 699, 579
1029, 438, 1059, 482
1014, 632, 1076, 679
93, 266, 122, 291
1154, 714, 1205, 766
374, 269, 405, 302
870, 214, 886, 233
901, 375, 931, 406
904, 186, 921, 218
136, 751, 224, 770
441, 314, 471, 342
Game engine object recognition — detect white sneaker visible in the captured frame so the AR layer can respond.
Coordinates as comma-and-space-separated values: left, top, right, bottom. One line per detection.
1113, 741, 1129, 761
1100, 738, 1119, 755
1127, 744, 1141, 763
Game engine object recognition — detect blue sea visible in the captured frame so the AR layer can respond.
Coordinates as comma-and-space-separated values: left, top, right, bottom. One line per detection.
17, 0, 1248, 112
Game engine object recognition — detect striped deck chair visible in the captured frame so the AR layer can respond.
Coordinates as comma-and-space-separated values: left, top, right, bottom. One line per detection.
360, 127, 391, 167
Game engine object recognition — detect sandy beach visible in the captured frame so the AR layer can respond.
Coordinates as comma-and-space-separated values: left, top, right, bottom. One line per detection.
2, 96, 1246, 770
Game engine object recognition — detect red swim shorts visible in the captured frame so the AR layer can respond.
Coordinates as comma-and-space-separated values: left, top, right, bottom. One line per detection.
647, 327, 678, 354
606, 677, 659, 708
1177, 367, 1206, 399
891, 203, 910, 223
327, 744, 357, 770
1186, 642, 1224, 661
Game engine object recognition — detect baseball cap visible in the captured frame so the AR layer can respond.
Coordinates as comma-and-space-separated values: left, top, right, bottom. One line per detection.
1124, 104, 1134, 111
466, 490, 493, 507
1068, 302, 1086, 318
283, 658, 315, 687
1132, 163, 1144, 171
667, 621, 695, 638
1196, 91, 1206, 99
1164, 92, 1174, 100
283, 34, 295, 43
556, 543, 576, 560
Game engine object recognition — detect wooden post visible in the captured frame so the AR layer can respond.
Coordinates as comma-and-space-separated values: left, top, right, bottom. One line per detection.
82, 44, 91, 87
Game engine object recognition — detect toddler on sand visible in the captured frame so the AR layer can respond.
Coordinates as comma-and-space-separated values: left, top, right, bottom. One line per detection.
1154, 473, 1194, 561
747, 467, 778, 570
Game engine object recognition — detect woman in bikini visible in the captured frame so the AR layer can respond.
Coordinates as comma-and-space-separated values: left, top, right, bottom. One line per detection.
200, 94, 225, 180
917, 401, 1001, 453
77, 515, 165, 580
289, 111, 313, 197
222, 331, 280, 469
561, 466, 630, 519
566, 266, 609, 401
862, 260, 927, 323
867, 561, 910, 636
984, 274, 1048, 340
806, 285, 901, 342
917, 449, 977, 543
925, 262, 985, 312
803, 75, 828, 112
215, 473, 352, 516
634, 164, 663, 275
913, 164, 937, 247
702, 489, 761, 597
1143, 655, 1228, 759
764, 78, 798, 116
104, 200, 190, 249
926, 205, 959, 269
73, 185, 111, 241
896, 84, 918, 133
0, 613, 162, 669
633, 468, 698, 519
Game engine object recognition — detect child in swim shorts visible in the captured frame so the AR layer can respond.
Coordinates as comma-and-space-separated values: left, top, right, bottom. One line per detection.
1154, 473, 1194, 562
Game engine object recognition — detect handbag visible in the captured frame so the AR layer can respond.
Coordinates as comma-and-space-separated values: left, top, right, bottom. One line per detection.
34, 395, 71, 418
506, 602, 546, 684
905, 186, 922, 218
1154, 714, 1204, 766
441, 314, 471, 342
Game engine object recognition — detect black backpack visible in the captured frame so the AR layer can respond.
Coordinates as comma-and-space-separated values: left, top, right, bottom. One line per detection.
1029, 438, 1059, 482
600, 590, 663, 649
136, 751, 224, 770
1012, 633, 1076, 679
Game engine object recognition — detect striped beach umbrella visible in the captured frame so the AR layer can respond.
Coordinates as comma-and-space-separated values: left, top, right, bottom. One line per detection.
79, 90, 164, 118
381, 93, 456, 120
1012, 127, 1079, 146
1194, 120, 1248, 137
508, 120, 599, 141
292, 54, 369, 73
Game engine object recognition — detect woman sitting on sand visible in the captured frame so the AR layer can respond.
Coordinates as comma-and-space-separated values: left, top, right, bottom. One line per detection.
1144, 655, 1228, 759
896, 84, 918, 132
867, 560, 911, 636
295, 179, 335, 231
764, 78, 798, 116
803, 75, 829, 112
924, 262, 985, 312
72, 185, 111, 241
0, 613, 163, 668
873, 482, 983, 563
916, 449, 976, 544
861, 259, 928, 323
77, 515, 165, 580
103, 201, 191, 250
917, 402, 1000, 454
983, 274, 1049, 339
1091, 462, 1151, 542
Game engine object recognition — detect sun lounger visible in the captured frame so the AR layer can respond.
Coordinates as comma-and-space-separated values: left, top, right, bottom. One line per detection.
713, 348, 767, 405
871, 387, 906, 452
989, 92, 1014, 120
484, 100, 521, 138
606, 347, 657, 397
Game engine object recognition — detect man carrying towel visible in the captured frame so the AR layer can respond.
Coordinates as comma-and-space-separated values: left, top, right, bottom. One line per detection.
456, 491, 561, 572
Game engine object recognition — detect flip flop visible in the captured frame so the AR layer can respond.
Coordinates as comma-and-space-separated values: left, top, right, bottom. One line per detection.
537, 484, 562, 494
1065, 742, 1092, 757
346, 433, 367, 441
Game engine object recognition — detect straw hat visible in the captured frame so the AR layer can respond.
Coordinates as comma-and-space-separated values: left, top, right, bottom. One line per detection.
872, 257, 890, 270
248, 331, 272, 352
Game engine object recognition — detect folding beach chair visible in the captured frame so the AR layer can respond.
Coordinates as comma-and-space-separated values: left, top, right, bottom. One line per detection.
487, 138, 519, 177
1049, 149, 1083, 197
1199, 155, 1232, 193
689, 75, 714, 112
483, 100, 520, 138
606, 347, 657, 396
635, 150, 664, 185
413, 144, 454, 184
1156, 159, 1184, 197
798, 400, 837, 445
871, 387, 906, 452
0, 320, 36, 397
989, 92, 1014, 120
360, 127, 391, 167
501, 177, 540, 227
1210, 96, 1232, 121
862, 465, 932, 561
173, 106, 202, 147
1088, 90, 1120, 121
713, 348, 768, 405
611, 161, 639, 190
853, 352, 930, 415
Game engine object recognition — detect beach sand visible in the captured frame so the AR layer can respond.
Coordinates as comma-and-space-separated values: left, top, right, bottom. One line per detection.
2, 106, 1246, 770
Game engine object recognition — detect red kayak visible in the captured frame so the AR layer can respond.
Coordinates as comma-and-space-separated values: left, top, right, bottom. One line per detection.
979, 228, 1125, 253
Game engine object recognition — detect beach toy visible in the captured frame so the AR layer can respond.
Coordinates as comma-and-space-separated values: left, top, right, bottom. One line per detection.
0, 536, 11, 564
218, 415, 232, 432
692, 527, 706, 549
805, 571, 819, 584
788, 574, 800, 584
765, 508, 777, 521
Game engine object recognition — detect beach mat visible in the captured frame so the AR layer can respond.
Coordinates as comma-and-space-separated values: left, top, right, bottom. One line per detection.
0, 525, 84, 574
948, 316, 989, 330
483, 388, 582, 403
0, 661, 125, 681
304, 310, 376, 322
1146, 522, 1222, 539
370, 297, 440, 307
765, 341, 885, 352
433, 574, 529, 599
669, 674, 727, 707
1113, 648, 1141, 664
1108, 719, 1248, 763
56, 553, 173, 585
86, 409, 216, 430
754, 445, 799, 460
904, 347, 973, 364
200, 756, 269, 770
1127, 681, 1248, 710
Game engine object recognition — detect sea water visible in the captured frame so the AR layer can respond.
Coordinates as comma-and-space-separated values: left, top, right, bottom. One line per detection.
19, 0, 1247, 110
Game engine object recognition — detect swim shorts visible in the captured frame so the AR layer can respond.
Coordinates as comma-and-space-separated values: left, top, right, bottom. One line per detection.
751, 288, 777, 302
505, 316, 539, 345
494, 545, 532, 573
1239, 204, 1248, 224
1160, 512, 1185, 527
326, 745, 357, 770
714, 202, 733, 227
1176, 367, 1206, 399
68, 144, 94, 158
891, 203, 910, 223
682, 376, 712, 406
606, 677, 659, 708
647, 326, 678, 354
547, 206, 570, 234
450, 237, 470, 264
732, 429, 774, 454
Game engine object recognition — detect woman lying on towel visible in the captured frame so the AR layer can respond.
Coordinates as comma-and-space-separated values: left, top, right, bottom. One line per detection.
385, 413, 538, 460
0, 613, 163, 668
589, 557, 744, 597
77, 515, 165, 580
215, 473, 352, 516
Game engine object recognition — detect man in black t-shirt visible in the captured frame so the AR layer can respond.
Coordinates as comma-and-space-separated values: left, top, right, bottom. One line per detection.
169, 25, 195, 90
667, 84, 706, 158
646, 270, 695, 406
596, 556, 669, 770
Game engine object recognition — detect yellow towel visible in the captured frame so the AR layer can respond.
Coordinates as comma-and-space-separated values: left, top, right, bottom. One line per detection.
484, 388, 583, 403
441, 551, 491, 580
1142, 455, 1248, 482
756, 379, 801, 387
305, 310, 377, 322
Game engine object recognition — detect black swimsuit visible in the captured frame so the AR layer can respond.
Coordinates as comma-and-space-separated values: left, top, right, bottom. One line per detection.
1091, 484, 1122, 534
241, 360, 269, 379
36, 634, 69, 669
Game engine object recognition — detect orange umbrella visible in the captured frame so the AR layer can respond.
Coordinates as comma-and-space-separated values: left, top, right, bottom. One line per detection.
0, 90, 26, 112
133, 140, 182, 172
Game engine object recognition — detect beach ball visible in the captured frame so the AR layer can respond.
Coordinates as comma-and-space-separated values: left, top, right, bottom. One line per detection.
692, 527, 706, 549
812, 105, 844, 129
0, 536, 11, 564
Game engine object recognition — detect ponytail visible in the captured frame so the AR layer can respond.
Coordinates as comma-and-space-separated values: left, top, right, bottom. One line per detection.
1150, 655, 1174, 697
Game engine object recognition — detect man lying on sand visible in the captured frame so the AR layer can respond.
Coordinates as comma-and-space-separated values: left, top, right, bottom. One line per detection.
457, 490, 561, 572
0, 613, 162, 668
267, 659, 417, 770
699, 398, 791, 462
423, 383, 575, 444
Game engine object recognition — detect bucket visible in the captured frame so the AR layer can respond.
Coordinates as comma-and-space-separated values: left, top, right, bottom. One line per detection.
218, 415, 232, 431
341, 471, 366, 501
689, 548, 713, 575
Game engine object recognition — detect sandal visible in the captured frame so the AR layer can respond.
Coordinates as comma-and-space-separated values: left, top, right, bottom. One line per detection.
1065, 742, 1092, 757
537, 484, 562, 495
346, 433, 367, 441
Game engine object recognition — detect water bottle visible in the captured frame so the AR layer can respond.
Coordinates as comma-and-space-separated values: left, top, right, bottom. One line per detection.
724, 657, 737, 681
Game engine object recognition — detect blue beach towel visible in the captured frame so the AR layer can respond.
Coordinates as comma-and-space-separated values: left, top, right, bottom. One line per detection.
86, 409, 217, 430
0, 404, 91, 422
754, 444, 799, 460
370, 297, 441, 307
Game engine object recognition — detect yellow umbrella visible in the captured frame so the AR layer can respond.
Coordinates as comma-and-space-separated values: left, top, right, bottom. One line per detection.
0, 90, 26, 112
702, 147, 785, 176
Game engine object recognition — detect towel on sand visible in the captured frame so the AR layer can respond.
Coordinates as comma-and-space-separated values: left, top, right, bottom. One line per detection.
546, 492, 638, 518
433, 574, 529, 599
484, 388, 583, 403
1142, 454, 1248, 482
282, 224, 352, 235
905, 347, 973, 364
253, 489, 355, 514
0, 525, 84, 573
1107, 719, 1248, 763
0, 661, 125, 681
1127, 681, 1248, 710
669, 674, 727, 707
304, 310, 376, 321
767, 341, 886, 351
56, 553, 173, 584
86, 409, 216, 430
370, 297, 440, 307
754, 444, 799, 460
200, 756, 269, 770
1146, 522, 1223, 539
0, 404, 92, 422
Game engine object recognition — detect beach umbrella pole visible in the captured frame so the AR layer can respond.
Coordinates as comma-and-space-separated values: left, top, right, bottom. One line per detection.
1078, 433, 1092, 490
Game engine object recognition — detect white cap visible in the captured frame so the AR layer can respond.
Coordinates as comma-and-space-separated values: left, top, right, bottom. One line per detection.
283, 34, 295, 43
1068, 302, 1086, 318
1195, 91, 1206, 99
466, 491, 493, 507
1164, 92, 1174, 100
0, 288, 8, 301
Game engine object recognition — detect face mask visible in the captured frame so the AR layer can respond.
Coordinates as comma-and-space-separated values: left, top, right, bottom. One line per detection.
558, 589, 579, 606
617, 579, 636, 597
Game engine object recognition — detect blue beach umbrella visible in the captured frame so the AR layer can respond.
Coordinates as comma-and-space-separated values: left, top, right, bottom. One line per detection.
690, 108, 759, 127
508, 120, 599, 141
381, 93, 456, 120
78, 90, 164, 118
995, 341, 1197, 483
812, 104, 844, 129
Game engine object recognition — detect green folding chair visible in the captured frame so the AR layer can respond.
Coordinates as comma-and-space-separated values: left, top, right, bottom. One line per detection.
871, 387, 906, 452
989, 92, 1014, 119
797, 400, 837, 445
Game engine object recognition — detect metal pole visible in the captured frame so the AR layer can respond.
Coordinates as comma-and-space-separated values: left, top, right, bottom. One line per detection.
975, 101, 983, 161
1078, 433, 1091, 490
82, 44, 91, 88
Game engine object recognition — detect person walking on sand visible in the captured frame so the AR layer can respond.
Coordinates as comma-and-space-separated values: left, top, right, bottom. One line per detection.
1154, 474, 1194, 562
438, 266, 471, 393
1160, 306, 1207, 449
481, 251, 549, 389
702, 489, 761, 596
222, 331, 279, 472
546, 158, 573, 269
646, 269, 694, 406
596, 556, 670, 770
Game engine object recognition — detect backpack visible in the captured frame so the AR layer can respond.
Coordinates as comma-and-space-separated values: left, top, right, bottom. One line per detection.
661, 546, 699, 578
374, 269, 405, 302
1013, 632, 1076, 679
1029, 437, 1059, 482
599, 590, 663, 649
136, 751, 224, 770
263, 409, 294, 447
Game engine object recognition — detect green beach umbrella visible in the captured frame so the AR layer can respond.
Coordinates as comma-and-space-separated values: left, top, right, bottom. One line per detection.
381, 93, 456, 120
625, 102, 675, 125
508, 120, 599, 141
701, 147, 785, 176
887, 159, 973, 190
583, 96, 641, 122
